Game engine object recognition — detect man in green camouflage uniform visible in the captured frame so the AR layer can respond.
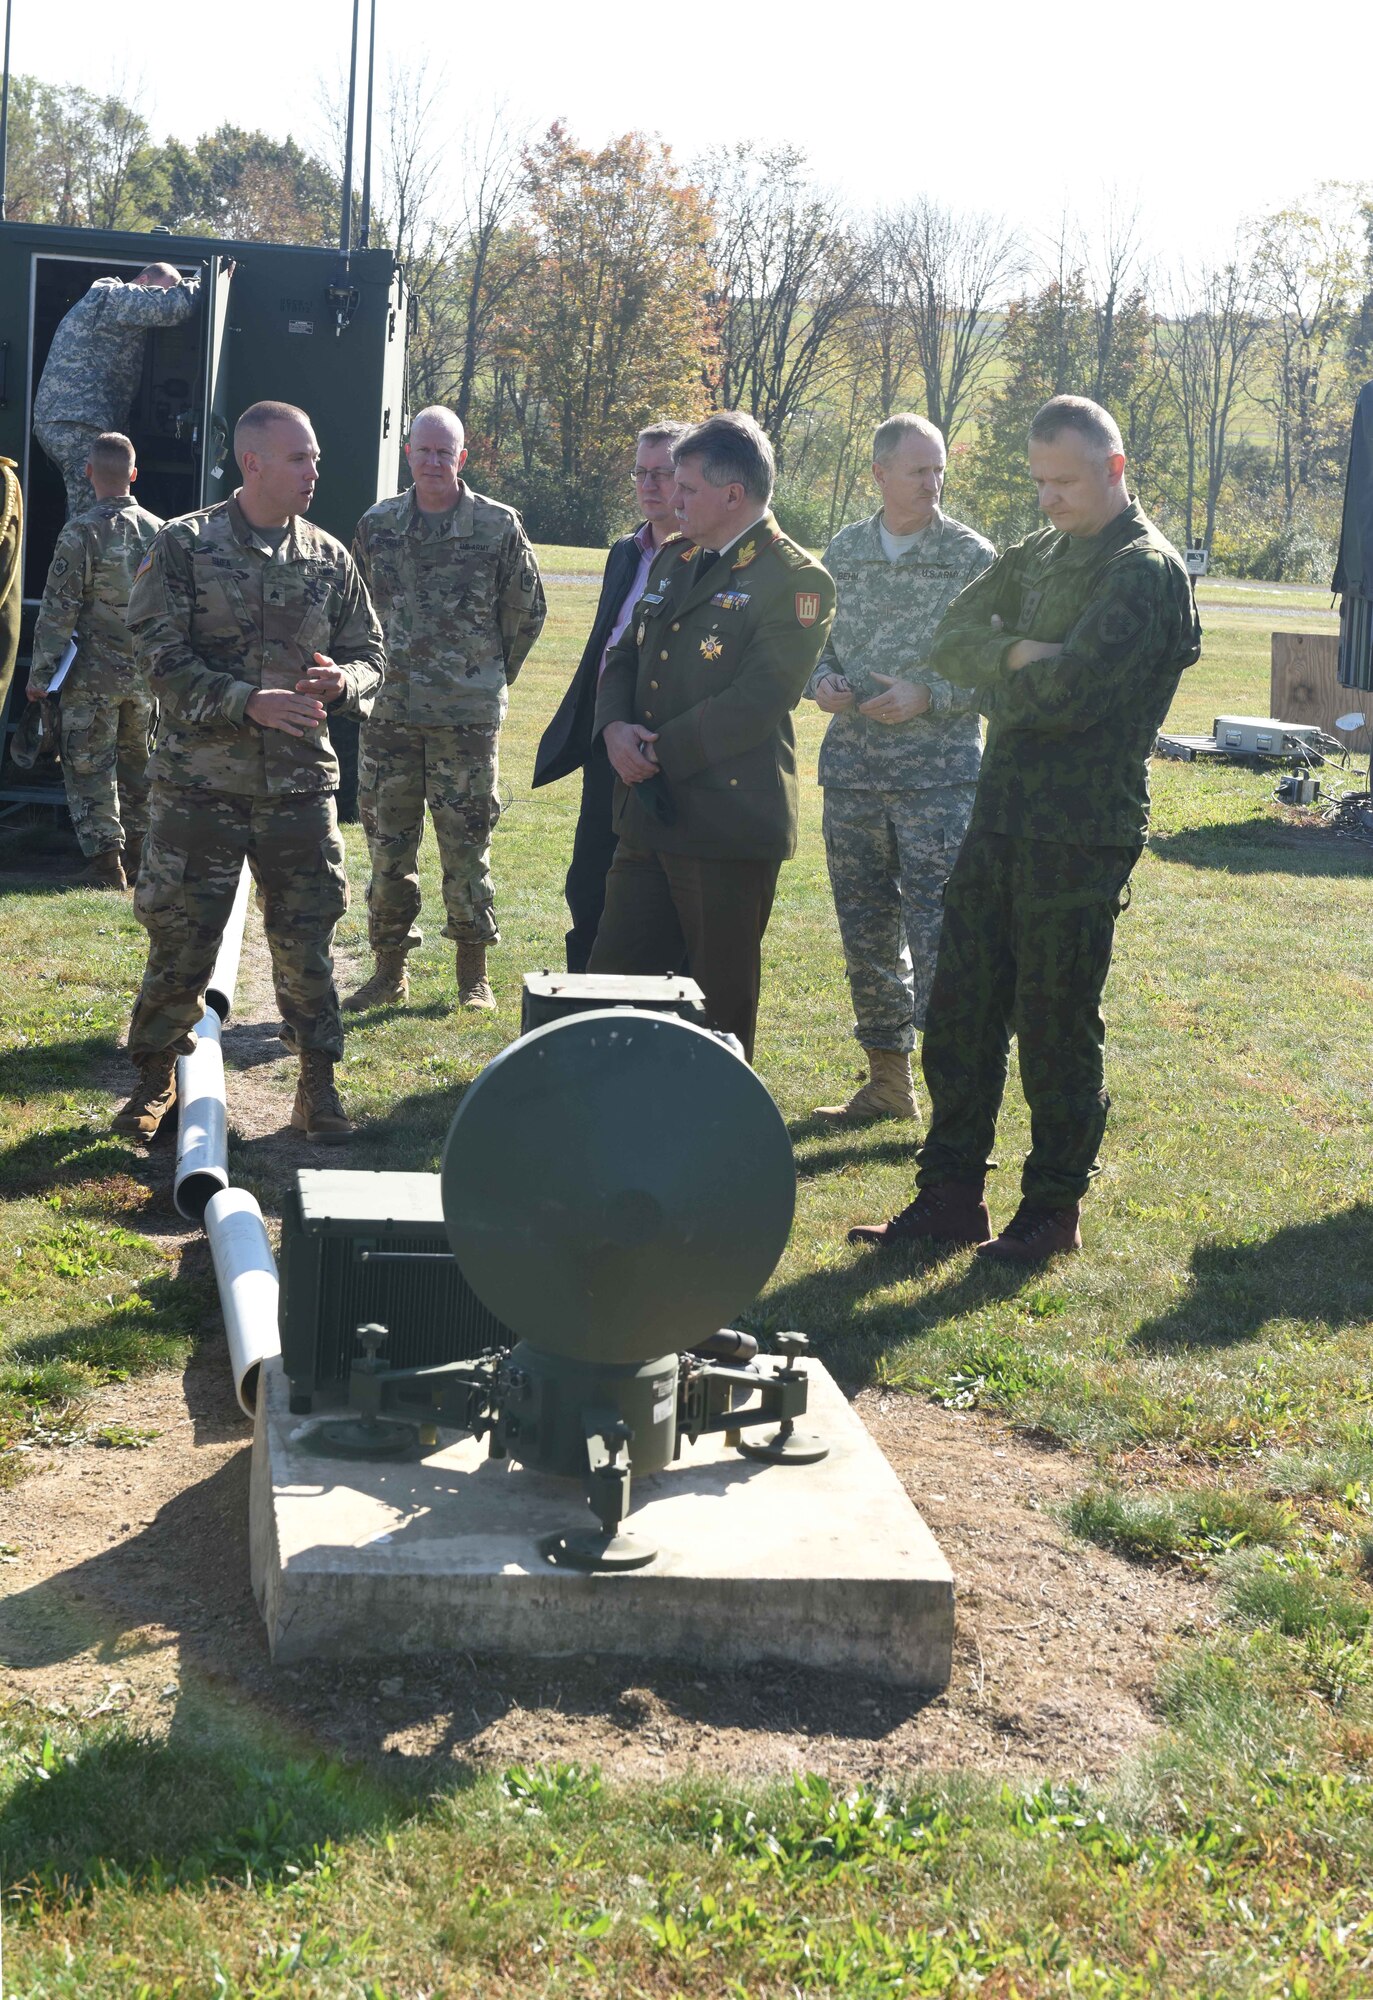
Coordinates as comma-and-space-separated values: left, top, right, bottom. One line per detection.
33, 263, 203, 520
115, 401, 385, 1146
807, 414, 993, 1123
27, 434, 162, 887
849, 396, 1202, 1263
347, 405, 545, 1013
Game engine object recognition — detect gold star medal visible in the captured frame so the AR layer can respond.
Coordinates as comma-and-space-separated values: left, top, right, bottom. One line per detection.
700, 631, 723, 663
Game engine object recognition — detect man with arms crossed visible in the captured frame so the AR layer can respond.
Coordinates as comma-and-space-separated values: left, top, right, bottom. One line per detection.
809, 413, 993, 1122
533, 421, 689, 971
590, 411, 835, 1060
115, 401, 384, 1145
849, 396, 1201, 1261
347, 406, 545, 1013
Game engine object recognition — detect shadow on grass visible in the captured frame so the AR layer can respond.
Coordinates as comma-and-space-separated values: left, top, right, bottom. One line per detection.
0, 1035, 125, 1099
1149, 815, 1373, 876
748, 1241, 1039, 1389
1131, 1203, 1373, 1351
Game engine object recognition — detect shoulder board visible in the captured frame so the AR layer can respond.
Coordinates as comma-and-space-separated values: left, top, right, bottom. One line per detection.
773, 536, 815, 572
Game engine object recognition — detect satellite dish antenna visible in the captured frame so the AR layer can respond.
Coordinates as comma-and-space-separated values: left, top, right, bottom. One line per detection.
1336, 712, 1367, 733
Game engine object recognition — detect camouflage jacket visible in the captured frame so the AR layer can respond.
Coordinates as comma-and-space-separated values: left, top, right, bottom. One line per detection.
927, 499, 1202, 845
806, 508, 994, 791
352, 484, 546, 729
0, 458, 20, 718
594, 513, 836, 861
127, 493, 385, 800
30, 496, 164, 695
33, 275, 201, 431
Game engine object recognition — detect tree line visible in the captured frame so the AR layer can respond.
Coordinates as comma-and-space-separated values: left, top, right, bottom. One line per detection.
6, 73, 1371, 575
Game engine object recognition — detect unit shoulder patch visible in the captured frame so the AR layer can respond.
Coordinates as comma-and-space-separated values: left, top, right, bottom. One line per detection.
794, 591, 821, 628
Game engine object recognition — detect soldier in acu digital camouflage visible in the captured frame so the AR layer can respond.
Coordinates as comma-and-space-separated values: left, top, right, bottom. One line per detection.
806, 414, 994, 1124
849, 396, 1202, 1264
33, 263, 204, 520
27, 434, 163, 888
114, 400, 385, 1149
347, 406, 546, 1014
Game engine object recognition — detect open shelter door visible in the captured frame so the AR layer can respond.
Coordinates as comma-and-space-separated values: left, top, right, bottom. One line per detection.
197, 254, 236, 507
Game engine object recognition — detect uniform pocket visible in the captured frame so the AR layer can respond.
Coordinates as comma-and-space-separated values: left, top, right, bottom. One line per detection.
133, 843, 190, 943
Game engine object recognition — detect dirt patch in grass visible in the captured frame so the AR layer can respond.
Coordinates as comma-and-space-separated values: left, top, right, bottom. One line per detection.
0, 1342, 1213, 1787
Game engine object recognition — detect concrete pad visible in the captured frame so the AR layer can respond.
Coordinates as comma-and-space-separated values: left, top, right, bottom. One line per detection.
250, 1357, 954, 1688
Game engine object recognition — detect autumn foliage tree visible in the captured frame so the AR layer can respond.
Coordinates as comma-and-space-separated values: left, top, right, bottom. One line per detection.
505, 124, 712, 541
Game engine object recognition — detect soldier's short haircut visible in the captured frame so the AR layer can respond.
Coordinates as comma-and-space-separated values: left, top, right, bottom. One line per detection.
672, 411, 775, 504
873, 412, 945, 464
234, 401, 312, 467
637, 420, 691, 452
136, 262, 183, 286
1029, 395, 1124, 459
409, 405, 465, 451
90, 432, 135, 475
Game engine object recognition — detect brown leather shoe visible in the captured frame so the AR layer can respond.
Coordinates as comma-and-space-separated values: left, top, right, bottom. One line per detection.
83, 848, 128, 891
113, 1050, 179, 1142
847, 1181, 992, 1249
291, 1050, 353, 1142
977, 1200, 1082, 1263
456, 941, 496, 1011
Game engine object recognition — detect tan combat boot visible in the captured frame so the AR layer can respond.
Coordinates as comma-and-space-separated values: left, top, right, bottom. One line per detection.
84, 848, 128, 891
112, 1050, 179, 1143
814, 1048, 917, 1121
456, 942, 496, 1011
121, 837, 145, 884
343, 948, 409, 1012
291, 1050, 353, 1142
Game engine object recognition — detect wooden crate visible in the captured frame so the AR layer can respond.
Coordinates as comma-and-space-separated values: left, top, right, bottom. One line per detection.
1270, 632, 1373, 755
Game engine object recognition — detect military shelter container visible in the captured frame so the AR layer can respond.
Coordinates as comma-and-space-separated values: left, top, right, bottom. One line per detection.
0, 221, 409, 813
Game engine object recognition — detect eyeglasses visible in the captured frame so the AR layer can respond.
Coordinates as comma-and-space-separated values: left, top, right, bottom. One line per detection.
633, 467, 675, 486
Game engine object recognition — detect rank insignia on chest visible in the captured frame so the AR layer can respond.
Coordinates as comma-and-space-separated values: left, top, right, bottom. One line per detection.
733, 539, 757, 569
699, 631, 724, 663
795, 591, 821, 627
710, 590, 750, 610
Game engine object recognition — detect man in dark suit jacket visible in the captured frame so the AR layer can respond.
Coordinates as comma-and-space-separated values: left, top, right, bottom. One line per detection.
533, 421, 689, 970
589, 412, 836, 1060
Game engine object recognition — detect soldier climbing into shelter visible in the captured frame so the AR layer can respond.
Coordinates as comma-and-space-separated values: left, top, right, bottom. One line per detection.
347, 405, 546, 1015
27, 434, 163, 889
807, 414, 994, 1124
33, 262, 205, 520
848, 395, 1202, 1264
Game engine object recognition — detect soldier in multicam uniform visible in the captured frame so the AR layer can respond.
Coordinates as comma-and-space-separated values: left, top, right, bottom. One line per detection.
346, 406, 546, 1014
849, 396, 1202, 1264
114, 401, 385, 1147
807, 414, 994, 1123
33, 263, 204, 520
27, 434, 163, 888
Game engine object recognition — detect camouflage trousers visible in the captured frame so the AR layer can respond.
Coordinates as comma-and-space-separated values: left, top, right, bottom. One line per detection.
916, 830, 1142, 1207
127, 785, 349, 1062
34, 420, 100, 521
822, 782, 976, 1051
58, 682, 153, 858
357, 721, 501, 951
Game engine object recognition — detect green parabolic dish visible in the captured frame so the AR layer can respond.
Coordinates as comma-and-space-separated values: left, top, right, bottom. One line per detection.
440, 1011, 796, 1364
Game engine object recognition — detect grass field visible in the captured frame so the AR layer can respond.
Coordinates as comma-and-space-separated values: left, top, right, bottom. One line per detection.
3, 569, 1373, 1995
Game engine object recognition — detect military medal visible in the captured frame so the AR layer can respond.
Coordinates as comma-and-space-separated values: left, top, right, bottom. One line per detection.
700, 631, 724, 662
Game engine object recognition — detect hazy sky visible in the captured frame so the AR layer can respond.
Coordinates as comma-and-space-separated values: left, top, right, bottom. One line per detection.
6, 0, 1368, 274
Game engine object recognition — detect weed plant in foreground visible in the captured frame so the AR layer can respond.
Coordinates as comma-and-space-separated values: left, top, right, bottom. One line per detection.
2, 567, 1373, 1994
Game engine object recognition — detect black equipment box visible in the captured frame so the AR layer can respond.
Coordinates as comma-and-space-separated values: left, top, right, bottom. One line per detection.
278, 1169, 512, 1411
520, 971, 708, 1035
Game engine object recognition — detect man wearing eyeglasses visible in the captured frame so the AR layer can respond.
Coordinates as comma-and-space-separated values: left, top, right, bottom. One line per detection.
533, 420, 690, 971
